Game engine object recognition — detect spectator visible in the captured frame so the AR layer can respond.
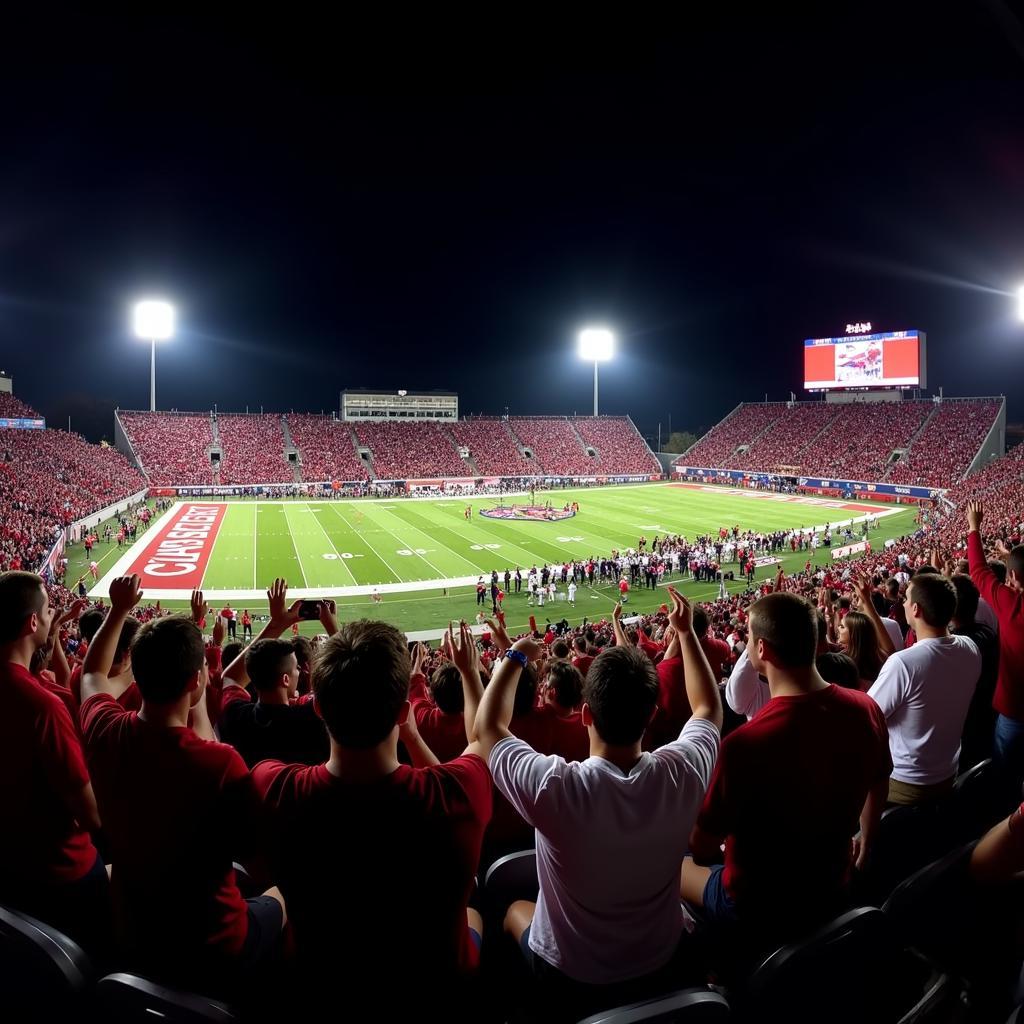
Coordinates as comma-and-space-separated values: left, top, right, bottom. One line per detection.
80, 576, 285, 988
407, 646, 473, 764
682, 592, 891, 953
867, 573, 980, 804
0, 571, 107, 952
247, 618, 491, 1015
474, 588, 721, 1019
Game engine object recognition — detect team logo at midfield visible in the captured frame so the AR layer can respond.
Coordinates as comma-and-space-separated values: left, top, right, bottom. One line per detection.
480, 505, 576, 522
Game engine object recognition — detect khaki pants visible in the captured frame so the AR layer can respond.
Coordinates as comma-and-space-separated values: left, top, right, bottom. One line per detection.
887, 775, 955, 806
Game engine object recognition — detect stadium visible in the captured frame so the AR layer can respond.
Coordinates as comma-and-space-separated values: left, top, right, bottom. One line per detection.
6, 11, 1024, 1024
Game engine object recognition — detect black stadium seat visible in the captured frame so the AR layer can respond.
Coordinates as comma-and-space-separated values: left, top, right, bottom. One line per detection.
952, 759, 1011, 843
483, 849, 539, 911
576, 986, 731, 1024
740, 906, 957, 1023
0, 903, 93, 1014
96, 972, 238, 1022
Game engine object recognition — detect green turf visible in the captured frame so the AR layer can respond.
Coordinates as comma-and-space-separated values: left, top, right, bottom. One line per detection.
67, 484, 920, 635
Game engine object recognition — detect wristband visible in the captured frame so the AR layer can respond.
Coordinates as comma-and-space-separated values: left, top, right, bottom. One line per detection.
504, 648, 529, 669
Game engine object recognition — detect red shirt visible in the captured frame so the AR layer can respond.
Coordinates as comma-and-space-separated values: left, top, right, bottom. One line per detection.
619, 580, 629, 594
36, 669, 80, 727
249, 754, 491, 982
80, 694, 250, 962
697, 685, 891, 922
219, 608, 235, 621
646, 655, 692, 750
572, 653, 595, 677
969, 530, 1024, 720
409, 673, 468, 764
0, 662, 97, 889
700, 635, 732, 681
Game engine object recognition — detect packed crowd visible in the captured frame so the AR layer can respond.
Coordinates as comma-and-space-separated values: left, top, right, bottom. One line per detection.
509, 418, 598, 476
574, 416, 661, 474
449, 419, 534, 476
353, 420, 471, 479
285, 415, 369, 483
217, 415, 291, 485
0, 391, 40, 419
119, 412, 215, 485
732, 402, 838, 472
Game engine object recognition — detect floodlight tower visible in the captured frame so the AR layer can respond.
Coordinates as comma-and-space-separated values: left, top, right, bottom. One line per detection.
133, 300, 175, 412
577, 327, 615, 416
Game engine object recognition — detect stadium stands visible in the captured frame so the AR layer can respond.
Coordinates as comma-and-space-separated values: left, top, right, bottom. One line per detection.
574, 416, 661, 474
0, 392, 41, 419
508, 417, 596, 475
354, 420, 470, 480
119, 412, 215, 486
286, 415, 370, 483
681, 404, 783, 468
728, 403, 839, 472
449, 419, 533, 476
217, 415, 290, 485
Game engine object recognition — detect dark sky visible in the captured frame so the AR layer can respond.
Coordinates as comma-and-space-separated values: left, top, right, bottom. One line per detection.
4, 6, 1024, 444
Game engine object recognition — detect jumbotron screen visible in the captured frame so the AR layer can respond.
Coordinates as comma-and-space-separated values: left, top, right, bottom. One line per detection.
803, 330, 926, 391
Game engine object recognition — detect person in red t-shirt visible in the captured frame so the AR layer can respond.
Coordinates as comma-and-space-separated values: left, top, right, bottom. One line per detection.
693, 606, 732, 682
242, 609, 252, 640
0, 571, 107, 953
79, 575, 286, 988
248, 618, 491, 1015
571, 635, 595, 677
407, 644, 474, 764
681, 592, 891, 952
618, 577, 630, 603
220, 603, 237, 640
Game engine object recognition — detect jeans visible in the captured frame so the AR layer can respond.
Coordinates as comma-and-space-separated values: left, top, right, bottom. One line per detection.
995, 714, 1024, 794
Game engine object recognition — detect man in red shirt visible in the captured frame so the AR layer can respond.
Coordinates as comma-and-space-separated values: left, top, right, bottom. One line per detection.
681, 592, 891, 952
80, 575, 285, 989
0, 572, 107, 952
694, 606, 731, 682
967, 500, 1024, 788
572, 635, 595, 677
248, 618, 491, 1015
408, 645, 473, 764
220, 603, 237, 639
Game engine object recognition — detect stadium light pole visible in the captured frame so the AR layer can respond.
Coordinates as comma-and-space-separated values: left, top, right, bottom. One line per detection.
133, 300, 175, 412
577, 327, 615, 416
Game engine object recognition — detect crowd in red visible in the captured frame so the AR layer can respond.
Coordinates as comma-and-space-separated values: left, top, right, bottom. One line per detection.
449, 419, 533, 476
575, 417, 660, 474
509, 418, 597, 476
732, 403, 839, 472
217, 415, 291, 485
682, 403, 784, 468
285, 415, 369, 483
353, 420, 470, 479
119, 412, 215, 486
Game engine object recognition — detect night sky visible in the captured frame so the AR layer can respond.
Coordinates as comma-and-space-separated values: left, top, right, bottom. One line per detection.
4, 6, 1024, 445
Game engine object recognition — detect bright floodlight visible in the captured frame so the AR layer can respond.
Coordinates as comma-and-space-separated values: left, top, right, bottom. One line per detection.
133, 300, 175, 340
1018, 285, 1024, 322
578, 327, 615, 361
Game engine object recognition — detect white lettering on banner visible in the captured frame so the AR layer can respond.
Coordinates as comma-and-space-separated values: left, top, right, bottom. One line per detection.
143, 561, 198, 576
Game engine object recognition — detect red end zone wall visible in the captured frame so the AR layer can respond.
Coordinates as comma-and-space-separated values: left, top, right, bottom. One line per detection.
125, 503, 227, 589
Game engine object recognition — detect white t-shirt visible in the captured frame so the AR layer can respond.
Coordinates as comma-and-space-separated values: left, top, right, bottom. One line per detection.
881, 617, 904, 651
725, 648, 769, 719
489, 718, 719, 984
976, 598, 999, 636
867, 634, 981, 786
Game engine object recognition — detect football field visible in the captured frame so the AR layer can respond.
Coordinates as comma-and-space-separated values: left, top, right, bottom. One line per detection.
83, 483, 918, 636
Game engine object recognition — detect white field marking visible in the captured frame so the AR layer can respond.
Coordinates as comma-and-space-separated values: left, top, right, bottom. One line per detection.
253, 502, 258, 589
89, 501, 186, 598
279, 503, 311, 588
369, 504, 473, 578
327, 502, 404, 582
301, 501, 358, 586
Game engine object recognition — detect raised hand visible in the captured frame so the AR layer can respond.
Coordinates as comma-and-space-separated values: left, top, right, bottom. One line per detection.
319, 598, 340, 636
267, 577, 301, 628
448, 621, 479, 677
666, 585, 693, 635
966, 500, 983, 533
190, 589, 205, 624
110, 575, 143, 615
485, 616, 512, 655
212, 615, 226, 647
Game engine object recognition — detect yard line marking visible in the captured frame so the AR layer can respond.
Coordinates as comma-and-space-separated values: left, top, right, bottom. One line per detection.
304, 501, 358, 586
253, 502, 258, 589
328, 502, 403, 583
363, 505, 452, 579
280, 503, 310, 588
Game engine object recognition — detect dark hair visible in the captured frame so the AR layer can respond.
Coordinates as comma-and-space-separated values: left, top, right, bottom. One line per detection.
79, 607, 105, 642
551, 639, 570, 660
222, 641, 243, 668
547, 660, 584, 711
313, 620, 409, 749
582, 646, 658, 746
514, 663, 538, 717
816, 652, 860, 690
429, 661, 464, 714
907, 574, 957, 629
988, 560, 1007, 584
574, 635, 587, 653
749, 593, 818, 668
114, 616, 141, 665
912, 564, 940, 577
1008, 546, 1024, 581
290, 635, 313, 671
245, 638, 296, 692
884, 578, 900, 597
130, 614, 205, 704
692, 606, 709, 636
950, 574, 980, 626
0, 571, 46, 645
842, 611, 882, 683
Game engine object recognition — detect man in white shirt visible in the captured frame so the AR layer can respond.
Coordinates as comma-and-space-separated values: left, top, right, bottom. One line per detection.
868, 573, 981, 805
567, 581, 577, 606
472, 587, 721, 1016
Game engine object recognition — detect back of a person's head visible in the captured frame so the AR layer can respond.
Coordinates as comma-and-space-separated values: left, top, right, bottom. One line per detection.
513, 663, 538, 716
245, 637, 296, 692
574, 635, 587, 653
547, 660, 584, 711
429, 661, 464, 714
290, 635, 313, 672
749, 592, 817, 668
113, 616, 141, 665
79, 607, 105, 642
130, 614, 205, 704
692, 606, 710, 637
912, 564, 940, 578
951, 574, 980, 626
222, 640, 243, 667
582, 645, 658, 746
908, 574, 957, 630
988, 559, 1008, 584
313, 620, 410, 748
551, 639, 570, 659
816, 652, 860, 690
1007, 547, 1024, 582
0, 571, 45, 645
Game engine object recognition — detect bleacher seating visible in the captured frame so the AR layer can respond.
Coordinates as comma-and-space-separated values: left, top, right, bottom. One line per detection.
354, 421, 469, 480
728, 403, 839, 472
217, 416, 289, 485
574, 417, 661, 474
680, 404, 782, 468
119, 412, 215, 486
448, 419, 532, 476
507, 417, 596, 475
0, 392, 40, 419
286, 415, 369, 483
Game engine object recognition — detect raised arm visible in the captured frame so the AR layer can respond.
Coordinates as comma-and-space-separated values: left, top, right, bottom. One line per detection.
81, 576, 142, 702
472, 636, 542, 759
853, 575, 895, 659
966, 500, 1016, 617
667, 587, 722, 729
611, 601, 630, 648
222, 578, 302, 689
448, 621, 485, 747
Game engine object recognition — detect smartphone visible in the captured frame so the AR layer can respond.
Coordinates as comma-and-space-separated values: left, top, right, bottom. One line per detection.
298, 600, 323, 620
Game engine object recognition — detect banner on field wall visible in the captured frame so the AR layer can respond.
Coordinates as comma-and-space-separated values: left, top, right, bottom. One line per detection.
832, 541, 868, 559
674, 467, 940, 502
